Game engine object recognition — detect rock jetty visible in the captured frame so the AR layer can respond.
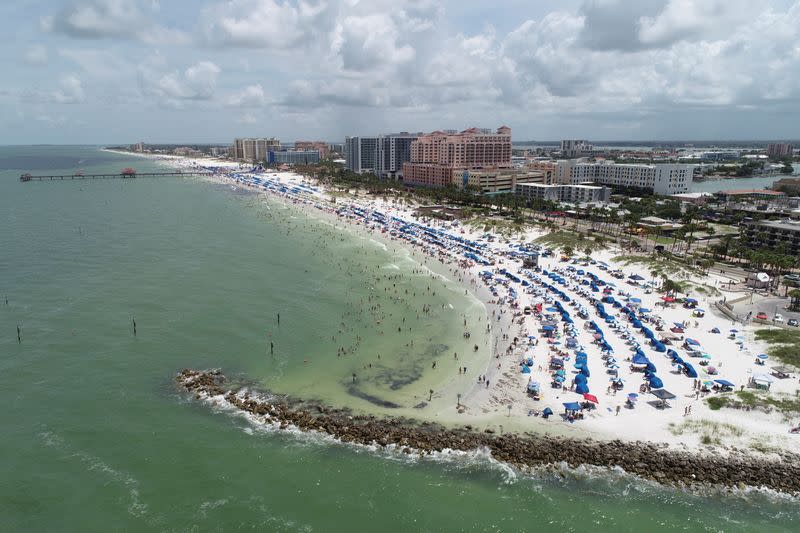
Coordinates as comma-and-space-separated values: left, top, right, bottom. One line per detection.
177, 369, 800, 494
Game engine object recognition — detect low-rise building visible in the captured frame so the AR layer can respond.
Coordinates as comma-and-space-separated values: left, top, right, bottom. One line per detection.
515, 183, 611, 204
637, 216, 683, 234
462, 168, 543, 193
555, 159, 692, 194
743, 219, 800, 256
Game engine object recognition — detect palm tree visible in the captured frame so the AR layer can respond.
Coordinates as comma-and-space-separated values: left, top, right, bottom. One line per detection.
661, 275, 686, 296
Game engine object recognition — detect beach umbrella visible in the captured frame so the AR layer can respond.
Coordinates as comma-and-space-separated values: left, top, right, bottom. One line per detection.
757, 354, 769, 360
706, 366, 718, 375
583, 393, 599, 404
520, 365, 531, 374
648, 375, 664, 389
580, 366, 590, 377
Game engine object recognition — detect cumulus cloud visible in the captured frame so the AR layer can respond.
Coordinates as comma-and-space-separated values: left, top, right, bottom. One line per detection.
200, 0, 336, 49
53, 75, 86, 103
227, 84, 267, 107
17, 0, 800, 140
22, 75, 86, 104
334, 13, 415, 72
577, 0, 665, 51
638, 0, 760, 47
138, 60, 221, 104
24, 45, 48, 65
49, 0, 188, 44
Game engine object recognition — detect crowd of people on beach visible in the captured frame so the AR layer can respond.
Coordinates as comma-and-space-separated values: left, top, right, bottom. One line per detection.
175, 160, 798, 444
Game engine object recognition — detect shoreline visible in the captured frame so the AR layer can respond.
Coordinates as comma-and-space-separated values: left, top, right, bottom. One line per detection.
108, 150, 800, 454
177, 368, 800, 495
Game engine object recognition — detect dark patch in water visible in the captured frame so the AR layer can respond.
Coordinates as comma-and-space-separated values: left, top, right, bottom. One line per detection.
372, 362, 424, 391
346, 385, 401, 408
422, 343, 449, 358
369, 342, 449, 391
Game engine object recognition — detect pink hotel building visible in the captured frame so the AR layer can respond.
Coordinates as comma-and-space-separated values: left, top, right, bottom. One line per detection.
402, 126, 512, 187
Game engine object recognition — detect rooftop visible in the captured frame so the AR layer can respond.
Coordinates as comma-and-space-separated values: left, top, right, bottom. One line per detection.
750, 219, 800, 231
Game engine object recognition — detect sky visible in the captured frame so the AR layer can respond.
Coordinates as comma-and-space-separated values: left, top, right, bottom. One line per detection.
2, 0, 800, 144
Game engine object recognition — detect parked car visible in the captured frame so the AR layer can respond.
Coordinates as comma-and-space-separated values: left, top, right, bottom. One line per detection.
755, 312, 769, 320
774, 314, 784, 324
788, 318, 799, 327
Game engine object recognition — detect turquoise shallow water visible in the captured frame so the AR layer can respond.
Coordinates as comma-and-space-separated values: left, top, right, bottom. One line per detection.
1, 146, 798, 531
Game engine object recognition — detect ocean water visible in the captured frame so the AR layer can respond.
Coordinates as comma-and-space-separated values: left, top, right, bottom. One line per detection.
1, 146, 798, 531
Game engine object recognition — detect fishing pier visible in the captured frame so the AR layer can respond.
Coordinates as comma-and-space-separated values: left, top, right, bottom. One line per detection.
20, 168, 215, 182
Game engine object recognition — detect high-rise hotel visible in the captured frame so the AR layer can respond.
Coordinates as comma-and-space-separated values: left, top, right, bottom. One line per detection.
402, 126, 513, 188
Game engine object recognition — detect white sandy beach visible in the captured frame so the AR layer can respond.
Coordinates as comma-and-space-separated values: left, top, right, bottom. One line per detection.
120, 150, 800, 454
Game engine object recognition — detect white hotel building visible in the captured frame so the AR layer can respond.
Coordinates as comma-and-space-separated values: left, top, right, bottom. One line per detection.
555, 159, 693, 195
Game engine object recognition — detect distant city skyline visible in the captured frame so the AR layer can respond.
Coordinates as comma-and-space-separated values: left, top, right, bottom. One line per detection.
4, 0, 800, 144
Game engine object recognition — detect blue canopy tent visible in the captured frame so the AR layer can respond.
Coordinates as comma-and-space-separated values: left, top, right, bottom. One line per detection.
714, 379, 735, 388
563, 402, 581, 411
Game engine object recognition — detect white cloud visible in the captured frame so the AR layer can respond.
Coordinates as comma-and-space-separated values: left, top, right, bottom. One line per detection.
49, 0, 188, 44
638, 0, 759, 47
13, 0, 800, 141
200, 0, 336, 49
333, 13, 415, 72
138, 60, 221, 104
53, 75, 86, 103
227, 84, 267, 107
24, 45, 48, 65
